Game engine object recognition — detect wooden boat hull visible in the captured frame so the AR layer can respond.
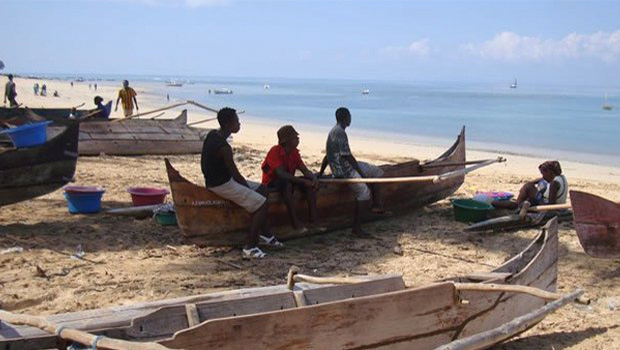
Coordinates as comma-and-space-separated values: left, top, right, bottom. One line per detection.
166, 128, 467, 246
0, 123, 79, 207
0, 219, 562, 350
570, 190, 620, 259
1, 108, 208, 156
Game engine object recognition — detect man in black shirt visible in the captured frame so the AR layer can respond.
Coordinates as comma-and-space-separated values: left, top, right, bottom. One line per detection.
201, 107, 282, 258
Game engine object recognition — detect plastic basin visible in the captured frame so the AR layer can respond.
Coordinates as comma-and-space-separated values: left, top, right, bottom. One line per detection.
155, 212, 178, 226
64, 186, 106, 214
0, 121, 52, 148
452, 198, 494, 223
128, 187, 170, 206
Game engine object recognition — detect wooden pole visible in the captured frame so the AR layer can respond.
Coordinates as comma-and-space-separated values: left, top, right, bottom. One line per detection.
434, 289, 584, 350
0, 310, 174, 350
187, 100, 246, 114
454, 283, 563, 302
528, 203, 572, 212
114, 102, 189, 122
187, 117, 218, 127
318, 157, 505, 185
420, 159, 496, 169
71, 102, 85, 109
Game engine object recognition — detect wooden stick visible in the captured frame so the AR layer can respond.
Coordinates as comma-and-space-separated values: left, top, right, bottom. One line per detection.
420, 159, 496, 168
114, 102, 188, 121
434, 289, 584, 350
187, 117, 218, 127
528, 203, 573, 212
432, 157, 506, 183
187, 100, 246, 114
318, 157, 505, 185
72, 102, 85, 109
454, 283, 563, 301
0, 310, 173, 350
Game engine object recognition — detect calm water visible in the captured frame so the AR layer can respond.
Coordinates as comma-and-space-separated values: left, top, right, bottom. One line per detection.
34, 74, 620, 165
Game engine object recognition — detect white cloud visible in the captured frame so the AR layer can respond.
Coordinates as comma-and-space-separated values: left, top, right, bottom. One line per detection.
381, 39, 431, 58
463, 31, 620, 63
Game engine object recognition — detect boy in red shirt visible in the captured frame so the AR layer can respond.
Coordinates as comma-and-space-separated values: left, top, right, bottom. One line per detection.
262, 125, 319, 232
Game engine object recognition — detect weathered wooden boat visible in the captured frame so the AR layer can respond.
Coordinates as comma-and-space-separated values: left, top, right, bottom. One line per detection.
0, 107, 91, 120
0, 219, 583, 350
0, 123, 79, 207
1, 108, 209, 156
167, 128, 475, 246
570, 190, 620, 259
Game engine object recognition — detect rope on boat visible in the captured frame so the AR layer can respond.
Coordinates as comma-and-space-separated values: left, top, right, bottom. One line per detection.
0, 310, 176, 350
318, 157, 505, 184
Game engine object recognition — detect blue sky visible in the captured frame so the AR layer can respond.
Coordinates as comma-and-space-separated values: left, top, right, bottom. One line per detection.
1, 0, 619, 85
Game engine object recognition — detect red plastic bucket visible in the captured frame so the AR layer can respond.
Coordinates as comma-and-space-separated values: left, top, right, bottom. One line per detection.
127, 187, 170, 206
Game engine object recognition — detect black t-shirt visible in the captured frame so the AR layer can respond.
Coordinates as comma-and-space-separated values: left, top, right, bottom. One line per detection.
201, 130, 232, 187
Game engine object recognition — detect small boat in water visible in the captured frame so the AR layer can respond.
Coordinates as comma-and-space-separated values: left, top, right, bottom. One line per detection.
602, 93, 613, 110
510, 79, 517, 89
0, 218, 584, 350
166, 80, 183, 87
213, 88, 233, 95
362, 89, 370, 94
0, 122, 79, 207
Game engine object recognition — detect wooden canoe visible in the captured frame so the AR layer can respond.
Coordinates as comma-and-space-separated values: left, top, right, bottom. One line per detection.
570, 190, 620, 259
1, 108, 209, 156
0, 123, 79, 207
166, 127, 467, 246
0, 218, 580, 350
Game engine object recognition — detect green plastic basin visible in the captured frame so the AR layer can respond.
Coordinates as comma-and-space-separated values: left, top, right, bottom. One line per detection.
452, 199, 494, 223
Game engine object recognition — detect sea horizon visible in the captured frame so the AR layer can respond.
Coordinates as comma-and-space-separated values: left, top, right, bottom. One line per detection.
9, 72, 620, 167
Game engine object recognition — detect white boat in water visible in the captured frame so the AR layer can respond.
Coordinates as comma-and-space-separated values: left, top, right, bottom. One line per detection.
602, 93, 613, 110
264, 84, 270, 89
510, 79, 517, 89
213, 88, 233, 95
362, 89, 370, 94
166, 80, 183, 87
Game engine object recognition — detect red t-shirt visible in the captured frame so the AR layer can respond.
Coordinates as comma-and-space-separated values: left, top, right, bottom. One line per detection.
261, 145, 305, 185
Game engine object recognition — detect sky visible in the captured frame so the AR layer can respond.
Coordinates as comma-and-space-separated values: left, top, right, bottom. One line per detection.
0, 0, 619, 86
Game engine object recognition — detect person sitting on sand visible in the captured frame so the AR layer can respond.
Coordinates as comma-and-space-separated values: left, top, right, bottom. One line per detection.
318, 107, 386, 237
261, 125, 319, 232
115, 80, 139, 117
91, 96, 112, 119
202, 107, 283, 259
492, 160, 568, 211
4, 74, 18, 107
40, 84, 47, 96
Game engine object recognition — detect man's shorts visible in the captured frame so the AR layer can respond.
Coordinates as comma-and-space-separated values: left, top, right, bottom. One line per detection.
347, 162, 384, 201
209, 179, 266, 213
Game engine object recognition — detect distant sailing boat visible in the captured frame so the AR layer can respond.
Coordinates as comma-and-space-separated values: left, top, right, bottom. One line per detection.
602, 93, 613, 110
510, 79, 517, 89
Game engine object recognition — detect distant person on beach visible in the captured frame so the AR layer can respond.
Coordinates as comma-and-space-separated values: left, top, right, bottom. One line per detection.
40, 84, 47, 97
115, 80, 139, 117
33, 83, 39, 95
166, 93, 170, 102
94, 83, 97, 91
91, 96, 112, 119
70, 81, 74, 88
4, 74, 18, 107
492, 160, 568, 211
201, 107, 282, 258
53, 90, 59, 97
319, 107, 387, 237
261, 125, 320, 232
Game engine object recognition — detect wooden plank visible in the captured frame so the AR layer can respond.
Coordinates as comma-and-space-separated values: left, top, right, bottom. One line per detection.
185, 305, 199, 328
78, 140, 203, 156
300, 275, 406, 305
159, 283, 460, 350
84, 133, 136, 140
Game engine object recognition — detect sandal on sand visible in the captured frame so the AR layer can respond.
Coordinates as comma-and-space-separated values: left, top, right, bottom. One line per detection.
242, 247, 266, 258
260, 235, 285, 248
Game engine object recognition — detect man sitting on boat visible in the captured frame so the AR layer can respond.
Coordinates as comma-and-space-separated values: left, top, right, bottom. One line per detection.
261, 125, 319, 233
319, 107, 386, 237
201, 107, 283, 258
115, 80, 139, 117
492, 160, 568, 211
91, 96, 112, 119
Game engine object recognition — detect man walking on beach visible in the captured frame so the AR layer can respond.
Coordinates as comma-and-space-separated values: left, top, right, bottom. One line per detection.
319, 107, 386, 237
115, 80, 139, 117
202, 107, 283, 258
4, 74, 18, 107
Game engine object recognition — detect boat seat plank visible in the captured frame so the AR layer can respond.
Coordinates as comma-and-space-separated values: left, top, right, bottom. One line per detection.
83, 133, 136, 140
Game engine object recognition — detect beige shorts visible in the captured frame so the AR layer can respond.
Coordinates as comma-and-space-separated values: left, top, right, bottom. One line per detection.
348, 162, 384, 201
209, 178, 266, 213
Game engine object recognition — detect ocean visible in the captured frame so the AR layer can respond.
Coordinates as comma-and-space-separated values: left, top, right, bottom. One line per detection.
29, 74, 620, 165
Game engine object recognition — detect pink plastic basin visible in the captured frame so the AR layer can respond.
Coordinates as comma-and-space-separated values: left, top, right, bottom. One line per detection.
127, 187, 170, 206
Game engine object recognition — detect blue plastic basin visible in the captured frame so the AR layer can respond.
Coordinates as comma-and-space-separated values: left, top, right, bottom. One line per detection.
64, 189, 105, 214
0, 121, 52, 148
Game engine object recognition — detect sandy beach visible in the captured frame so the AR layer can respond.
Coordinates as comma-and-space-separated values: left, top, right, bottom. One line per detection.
1, 76, 619, 349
